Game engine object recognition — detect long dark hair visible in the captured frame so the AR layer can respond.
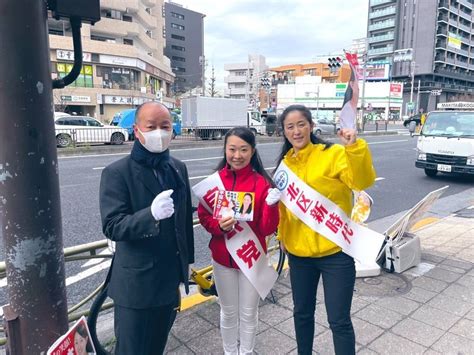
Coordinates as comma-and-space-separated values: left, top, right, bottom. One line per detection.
239, 193, 253, 214
216, 127, 275, 186
275, 105, 332, 169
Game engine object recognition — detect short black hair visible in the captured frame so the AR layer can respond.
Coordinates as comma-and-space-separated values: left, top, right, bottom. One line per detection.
134, 101, 169, 123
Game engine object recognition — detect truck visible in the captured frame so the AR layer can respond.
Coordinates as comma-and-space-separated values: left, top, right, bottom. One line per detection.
110, 108, 182, 140
181, 96, 265, 140
411, 110, 474, 177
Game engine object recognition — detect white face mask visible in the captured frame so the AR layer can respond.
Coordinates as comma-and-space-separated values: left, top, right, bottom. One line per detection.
137, 128, 172, 153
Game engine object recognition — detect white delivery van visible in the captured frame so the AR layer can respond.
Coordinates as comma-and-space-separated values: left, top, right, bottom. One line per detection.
413, 110, 474, 177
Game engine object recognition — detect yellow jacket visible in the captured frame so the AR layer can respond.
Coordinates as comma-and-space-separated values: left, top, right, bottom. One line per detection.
278, 139, 376, 258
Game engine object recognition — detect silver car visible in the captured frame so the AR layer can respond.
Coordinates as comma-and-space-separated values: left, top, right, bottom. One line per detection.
312, 118, 340, 135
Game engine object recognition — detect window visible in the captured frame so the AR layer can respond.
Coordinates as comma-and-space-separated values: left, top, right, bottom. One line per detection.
86, 119, 102, 127
123, 38, 134, 45
96, 66, 140, 90
172, 56, 186, 62
122, 15, 132, 22
171, 45, 185, 51
55, 63, 93, 88
171, 12, 185, 20
171, 23, 185, 30
103, 9, 121, 19
171, 34, 185, 41
91, 34, 116, 43
175, 67, 186, 72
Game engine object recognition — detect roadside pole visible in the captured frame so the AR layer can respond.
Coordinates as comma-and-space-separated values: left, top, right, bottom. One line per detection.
0, 1, 68, 353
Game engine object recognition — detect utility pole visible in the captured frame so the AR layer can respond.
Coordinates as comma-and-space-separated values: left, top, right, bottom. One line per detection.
409, 61, 416, 115
415, 79, 421, 113
199, 55, 206, 96
360, 51, 367, 132
0, 1, 68, 353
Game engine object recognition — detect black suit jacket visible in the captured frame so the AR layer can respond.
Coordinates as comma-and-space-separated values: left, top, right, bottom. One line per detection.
99, 155, 194, 309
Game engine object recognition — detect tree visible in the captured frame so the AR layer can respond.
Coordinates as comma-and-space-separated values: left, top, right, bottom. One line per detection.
207, 65, 218, 97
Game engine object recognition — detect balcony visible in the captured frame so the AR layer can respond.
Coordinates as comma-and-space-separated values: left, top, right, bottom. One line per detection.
224, 75, 247, 84
369, 6, 396, 19
92, 17, 139, 37
368, 32, 394, 43
367, 45, 394, 56
136, 7, 157, 29
370, 0, 395, 6
438, 0, 449, 9
141, 0, 156, 7
458, 21, 471, 33
138, 27, 156, 50
368, 19, 395, 31
437, 14, 449, 23
436, 27, 448, 36
224, 87, 246, 96
459, 0, 472, 9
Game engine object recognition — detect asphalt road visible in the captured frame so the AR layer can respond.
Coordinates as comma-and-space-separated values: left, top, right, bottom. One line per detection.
1, 132, 473, 313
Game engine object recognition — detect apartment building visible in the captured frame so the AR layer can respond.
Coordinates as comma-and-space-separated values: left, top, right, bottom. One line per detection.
367, 0, 474, 112
270, 63, 351, 85
163, 2, 205, 94
224, 54, 268, 107
48, 0, 175, 121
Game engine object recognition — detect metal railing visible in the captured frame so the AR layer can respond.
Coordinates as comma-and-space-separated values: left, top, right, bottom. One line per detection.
55, 127, 129, 147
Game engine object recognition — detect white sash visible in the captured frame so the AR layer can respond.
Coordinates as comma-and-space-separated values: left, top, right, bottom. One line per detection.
192, 172, 278, 299
274, 162, 385, 264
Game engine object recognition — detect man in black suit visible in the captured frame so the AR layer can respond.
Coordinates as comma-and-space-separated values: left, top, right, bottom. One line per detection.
99, 102, 194, 354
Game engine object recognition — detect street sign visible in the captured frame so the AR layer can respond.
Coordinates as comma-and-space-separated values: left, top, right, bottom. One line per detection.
407, 102, 415, 110
430, 90, 442, 96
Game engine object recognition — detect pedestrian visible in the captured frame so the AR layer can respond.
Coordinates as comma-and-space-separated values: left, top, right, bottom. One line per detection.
197, 127, 281, 355
99, 102, 194, 355
275, 104, 376, 355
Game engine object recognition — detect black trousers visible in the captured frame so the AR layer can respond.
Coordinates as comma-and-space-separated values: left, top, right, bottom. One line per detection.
114, 297, 179, 355
288, 252, 356, 355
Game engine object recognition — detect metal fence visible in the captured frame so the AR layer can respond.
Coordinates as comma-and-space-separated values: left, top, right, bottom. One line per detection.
55, 127, 128, 148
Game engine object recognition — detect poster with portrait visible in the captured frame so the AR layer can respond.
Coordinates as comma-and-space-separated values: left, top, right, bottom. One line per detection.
47, 316, 96, 355
213, 190, 255, 222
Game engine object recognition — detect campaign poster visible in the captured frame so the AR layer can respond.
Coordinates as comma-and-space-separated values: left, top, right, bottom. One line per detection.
213, 190, 255, 222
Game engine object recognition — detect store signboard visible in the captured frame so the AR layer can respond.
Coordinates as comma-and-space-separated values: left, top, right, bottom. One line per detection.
56, 49, 91, 62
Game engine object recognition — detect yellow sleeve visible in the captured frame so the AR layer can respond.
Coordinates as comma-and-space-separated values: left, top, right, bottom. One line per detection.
337, 139, 376, 191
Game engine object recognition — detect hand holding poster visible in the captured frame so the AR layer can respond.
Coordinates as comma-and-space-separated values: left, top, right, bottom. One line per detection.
339, 51, 361, 130
47, 316, 96, 355
213, 190, 255, 222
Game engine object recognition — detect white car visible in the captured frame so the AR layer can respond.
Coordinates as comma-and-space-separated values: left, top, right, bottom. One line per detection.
55, 116, 129, 148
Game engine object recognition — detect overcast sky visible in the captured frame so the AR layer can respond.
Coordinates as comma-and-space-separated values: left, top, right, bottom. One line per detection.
171, 0, 369, 90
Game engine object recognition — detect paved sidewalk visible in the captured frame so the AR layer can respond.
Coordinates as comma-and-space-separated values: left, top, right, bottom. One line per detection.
161, 212, 473, 354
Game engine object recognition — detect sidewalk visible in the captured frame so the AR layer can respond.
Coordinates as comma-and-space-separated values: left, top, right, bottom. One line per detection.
159, 211, 474, 354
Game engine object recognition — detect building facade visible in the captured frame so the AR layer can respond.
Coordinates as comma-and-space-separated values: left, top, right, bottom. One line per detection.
367, 0, 474, 113
48, 0, 175, 121
224, 54, 268, 107
163, 1, 205, 94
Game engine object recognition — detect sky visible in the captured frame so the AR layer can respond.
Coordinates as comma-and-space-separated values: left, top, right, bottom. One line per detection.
171, 0, 369, 91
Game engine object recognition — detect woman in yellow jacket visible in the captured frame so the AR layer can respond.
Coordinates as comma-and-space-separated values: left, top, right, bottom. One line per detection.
276, 105, 376, 355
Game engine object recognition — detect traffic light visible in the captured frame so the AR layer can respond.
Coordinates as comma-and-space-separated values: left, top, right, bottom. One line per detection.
328, 57, 343, 73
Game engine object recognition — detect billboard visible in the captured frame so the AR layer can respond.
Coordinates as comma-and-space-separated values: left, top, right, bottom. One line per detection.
448, 32, 462, 50
359, 64, 391, 81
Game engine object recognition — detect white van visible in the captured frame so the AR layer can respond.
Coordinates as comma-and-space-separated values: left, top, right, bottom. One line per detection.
413, 110, 474, 177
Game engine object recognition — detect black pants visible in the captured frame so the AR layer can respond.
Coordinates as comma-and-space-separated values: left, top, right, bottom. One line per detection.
114, 298, 179, 355
288, 252, 356, 355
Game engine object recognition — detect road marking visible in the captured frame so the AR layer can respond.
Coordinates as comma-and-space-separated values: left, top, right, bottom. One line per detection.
182, 156, 221, 162
81, 249, 112, 268
93, 167, 105, 170
65, 260, 112, 286
368, 139, 409, 145
410, 217, 440, 231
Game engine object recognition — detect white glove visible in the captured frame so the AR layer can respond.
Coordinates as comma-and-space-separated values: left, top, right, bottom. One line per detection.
265, 188, 282, 206
151, 189, 174, 221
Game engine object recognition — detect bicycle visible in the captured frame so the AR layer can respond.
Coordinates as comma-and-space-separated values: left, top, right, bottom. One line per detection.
87, 226, 286, 355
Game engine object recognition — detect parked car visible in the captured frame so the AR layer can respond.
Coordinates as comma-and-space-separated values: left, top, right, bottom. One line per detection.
403, 114, 421, 127
312, 118, 340, 135
55, 116, 129, 148
110, 108, 182, 140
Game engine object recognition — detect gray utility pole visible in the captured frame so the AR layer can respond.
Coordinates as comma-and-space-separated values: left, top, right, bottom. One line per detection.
410, 61, 416, 114
0, 1, 68, 353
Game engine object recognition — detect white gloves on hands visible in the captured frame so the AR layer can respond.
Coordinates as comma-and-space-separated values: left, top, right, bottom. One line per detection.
151, 189, 174, 221
265, 188, 282, 206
